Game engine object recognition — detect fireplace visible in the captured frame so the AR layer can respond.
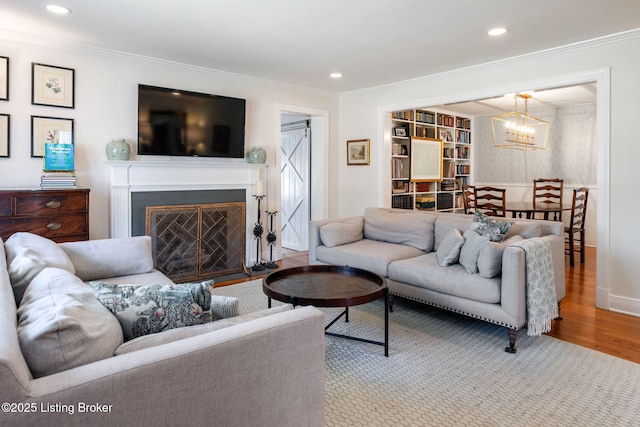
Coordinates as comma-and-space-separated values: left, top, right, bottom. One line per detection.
108, 160, 268, 273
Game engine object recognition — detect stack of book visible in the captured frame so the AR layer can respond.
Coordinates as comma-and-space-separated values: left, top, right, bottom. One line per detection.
41, 171, 77, 188
41, 141, 77, 188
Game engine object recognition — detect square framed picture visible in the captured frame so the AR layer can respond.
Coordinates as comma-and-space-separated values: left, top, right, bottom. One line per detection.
439, 129, 453, 142
347, 139, 370, 165
410, 137, 443, 182
0, 114, 9, 157
0, 56, 8, 101
31, 115, 74, 158
393, 126, 408, 137
32, 63, 75, 108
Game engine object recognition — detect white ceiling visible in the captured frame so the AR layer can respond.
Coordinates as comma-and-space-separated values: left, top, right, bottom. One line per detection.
1, 0, 638, 108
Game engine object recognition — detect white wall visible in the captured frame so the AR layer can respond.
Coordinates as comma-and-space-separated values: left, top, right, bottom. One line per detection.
0, 34, 339, 241
337, 31, 640, 316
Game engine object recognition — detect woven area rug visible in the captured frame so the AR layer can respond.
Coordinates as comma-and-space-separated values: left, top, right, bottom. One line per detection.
212, 280, 640, 426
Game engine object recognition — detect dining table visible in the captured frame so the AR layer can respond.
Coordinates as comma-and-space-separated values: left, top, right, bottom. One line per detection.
504, 201, 570, 221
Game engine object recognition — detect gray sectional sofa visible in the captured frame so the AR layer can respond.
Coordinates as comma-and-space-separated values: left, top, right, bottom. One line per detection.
309, 207, 566, 351
1, 232, 325, 427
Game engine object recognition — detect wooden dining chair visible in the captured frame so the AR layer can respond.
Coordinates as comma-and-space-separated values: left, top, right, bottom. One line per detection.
474, 186, 506, 217
533, 178, 564, 220
462, 184, 475, 214
565, 187, 589, 266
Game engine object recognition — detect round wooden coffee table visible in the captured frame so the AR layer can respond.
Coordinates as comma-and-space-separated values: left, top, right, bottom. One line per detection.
263, 265, 389, 356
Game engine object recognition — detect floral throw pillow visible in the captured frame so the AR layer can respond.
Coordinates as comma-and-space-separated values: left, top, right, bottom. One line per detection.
470, 211, 512, 242
90, 280, 215, 341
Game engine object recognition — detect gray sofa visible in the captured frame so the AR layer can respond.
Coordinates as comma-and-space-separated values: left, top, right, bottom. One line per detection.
309, 207, 566, 352
1, 232, 325, 427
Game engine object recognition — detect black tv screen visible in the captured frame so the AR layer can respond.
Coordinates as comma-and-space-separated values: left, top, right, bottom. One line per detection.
137, 84, 246, 158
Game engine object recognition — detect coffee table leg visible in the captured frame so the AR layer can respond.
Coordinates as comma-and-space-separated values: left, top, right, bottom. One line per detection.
345, 306, 349, 323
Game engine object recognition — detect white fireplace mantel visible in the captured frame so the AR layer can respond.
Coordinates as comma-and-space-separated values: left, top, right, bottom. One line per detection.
108, 159, 268, 262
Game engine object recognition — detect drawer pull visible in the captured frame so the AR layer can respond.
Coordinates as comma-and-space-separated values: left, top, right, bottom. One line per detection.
47, 222, 62, 230
46, 200, 61, 209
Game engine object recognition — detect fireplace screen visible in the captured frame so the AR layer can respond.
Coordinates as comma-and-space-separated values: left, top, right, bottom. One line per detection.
146, 202, 246, 282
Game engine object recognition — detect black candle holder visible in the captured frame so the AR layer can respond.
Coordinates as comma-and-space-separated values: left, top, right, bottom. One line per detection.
251, 195, 266, 272
264, 210, 279, 269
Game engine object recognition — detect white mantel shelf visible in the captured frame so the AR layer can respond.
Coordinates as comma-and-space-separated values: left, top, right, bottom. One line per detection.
108, 160, 269, 263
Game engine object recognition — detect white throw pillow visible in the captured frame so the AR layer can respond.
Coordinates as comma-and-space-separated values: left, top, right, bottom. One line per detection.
436, 228, 464, 267
5, 232, 75, 305
319, 217, 364, 247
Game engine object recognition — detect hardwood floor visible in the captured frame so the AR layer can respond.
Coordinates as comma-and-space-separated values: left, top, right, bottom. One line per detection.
219, 246, 640, 364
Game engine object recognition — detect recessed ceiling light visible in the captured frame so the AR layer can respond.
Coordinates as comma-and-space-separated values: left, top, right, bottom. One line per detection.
330, 72, 343, 79
488, 27, 508, 36
46, 4, 72, 15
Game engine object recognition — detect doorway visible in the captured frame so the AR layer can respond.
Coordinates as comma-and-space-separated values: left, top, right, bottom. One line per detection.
280, 115, 311, 251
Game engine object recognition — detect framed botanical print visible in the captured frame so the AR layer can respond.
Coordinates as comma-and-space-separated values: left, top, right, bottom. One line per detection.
0, 56, 8, 101
32, 63, 75, 108
347, 139, 370, 165
31, 115, 74, 158
0, 114, 9, 157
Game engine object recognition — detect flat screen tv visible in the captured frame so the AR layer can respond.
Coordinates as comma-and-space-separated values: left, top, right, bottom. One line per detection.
137, 84, 246, 158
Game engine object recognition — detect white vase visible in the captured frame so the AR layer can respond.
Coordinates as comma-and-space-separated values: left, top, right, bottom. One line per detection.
106, 138, 131, 160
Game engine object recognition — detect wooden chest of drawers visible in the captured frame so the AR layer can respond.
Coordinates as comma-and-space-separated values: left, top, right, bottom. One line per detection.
0, 188, 90, 243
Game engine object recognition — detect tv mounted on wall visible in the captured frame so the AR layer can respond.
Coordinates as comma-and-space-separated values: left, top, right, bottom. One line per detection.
137, 84, 246, 158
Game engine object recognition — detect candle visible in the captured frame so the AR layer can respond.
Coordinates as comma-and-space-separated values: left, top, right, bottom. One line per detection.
255, 180, 265, 196
268, 204, 276, 212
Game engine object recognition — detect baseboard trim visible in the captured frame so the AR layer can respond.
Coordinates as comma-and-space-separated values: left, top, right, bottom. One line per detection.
608, 294, 640, 317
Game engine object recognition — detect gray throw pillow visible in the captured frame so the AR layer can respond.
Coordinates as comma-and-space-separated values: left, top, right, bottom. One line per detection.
5, 232, 75, 305
436, 228, 464, 267
17, 268, 123, 378
477, 235, 524, 278
459, 229, 489, 274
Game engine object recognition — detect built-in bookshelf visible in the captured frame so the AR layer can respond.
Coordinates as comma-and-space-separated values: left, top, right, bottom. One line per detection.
390, 108, 471, 212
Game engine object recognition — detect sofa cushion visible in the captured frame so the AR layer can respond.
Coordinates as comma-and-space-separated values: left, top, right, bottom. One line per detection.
316, 239, 424, 277
469, 211, 513, 242
436, 228, 464, 267
5, 232, 75, 305
59, 236, 154, 281
363, 207, 436, 251
114, 305, 292, 355
434, 214, 474, 250
319, 217, 363, 247
459, 230, 490, 274
388, 253, 501, 304
17, 268, 123, 378
505, 221, 542, 239
89, 280, 218, 341
478, 235, 524, 278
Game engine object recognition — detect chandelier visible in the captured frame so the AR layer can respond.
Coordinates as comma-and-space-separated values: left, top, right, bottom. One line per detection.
491, 93, 550, 150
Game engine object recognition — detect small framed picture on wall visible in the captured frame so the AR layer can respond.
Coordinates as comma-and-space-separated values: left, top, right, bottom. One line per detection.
0, 56, 8, 101
32, 63, 75, 108
31, 115, 74, 158
0, 114, 9, 157
347, 139, 370, 165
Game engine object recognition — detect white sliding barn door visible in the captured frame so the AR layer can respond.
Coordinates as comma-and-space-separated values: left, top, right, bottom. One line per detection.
280, 121, 310, 251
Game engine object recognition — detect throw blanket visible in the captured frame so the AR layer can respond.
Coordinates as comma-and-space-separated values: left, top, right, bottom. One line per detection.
512, 238, 558, 336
